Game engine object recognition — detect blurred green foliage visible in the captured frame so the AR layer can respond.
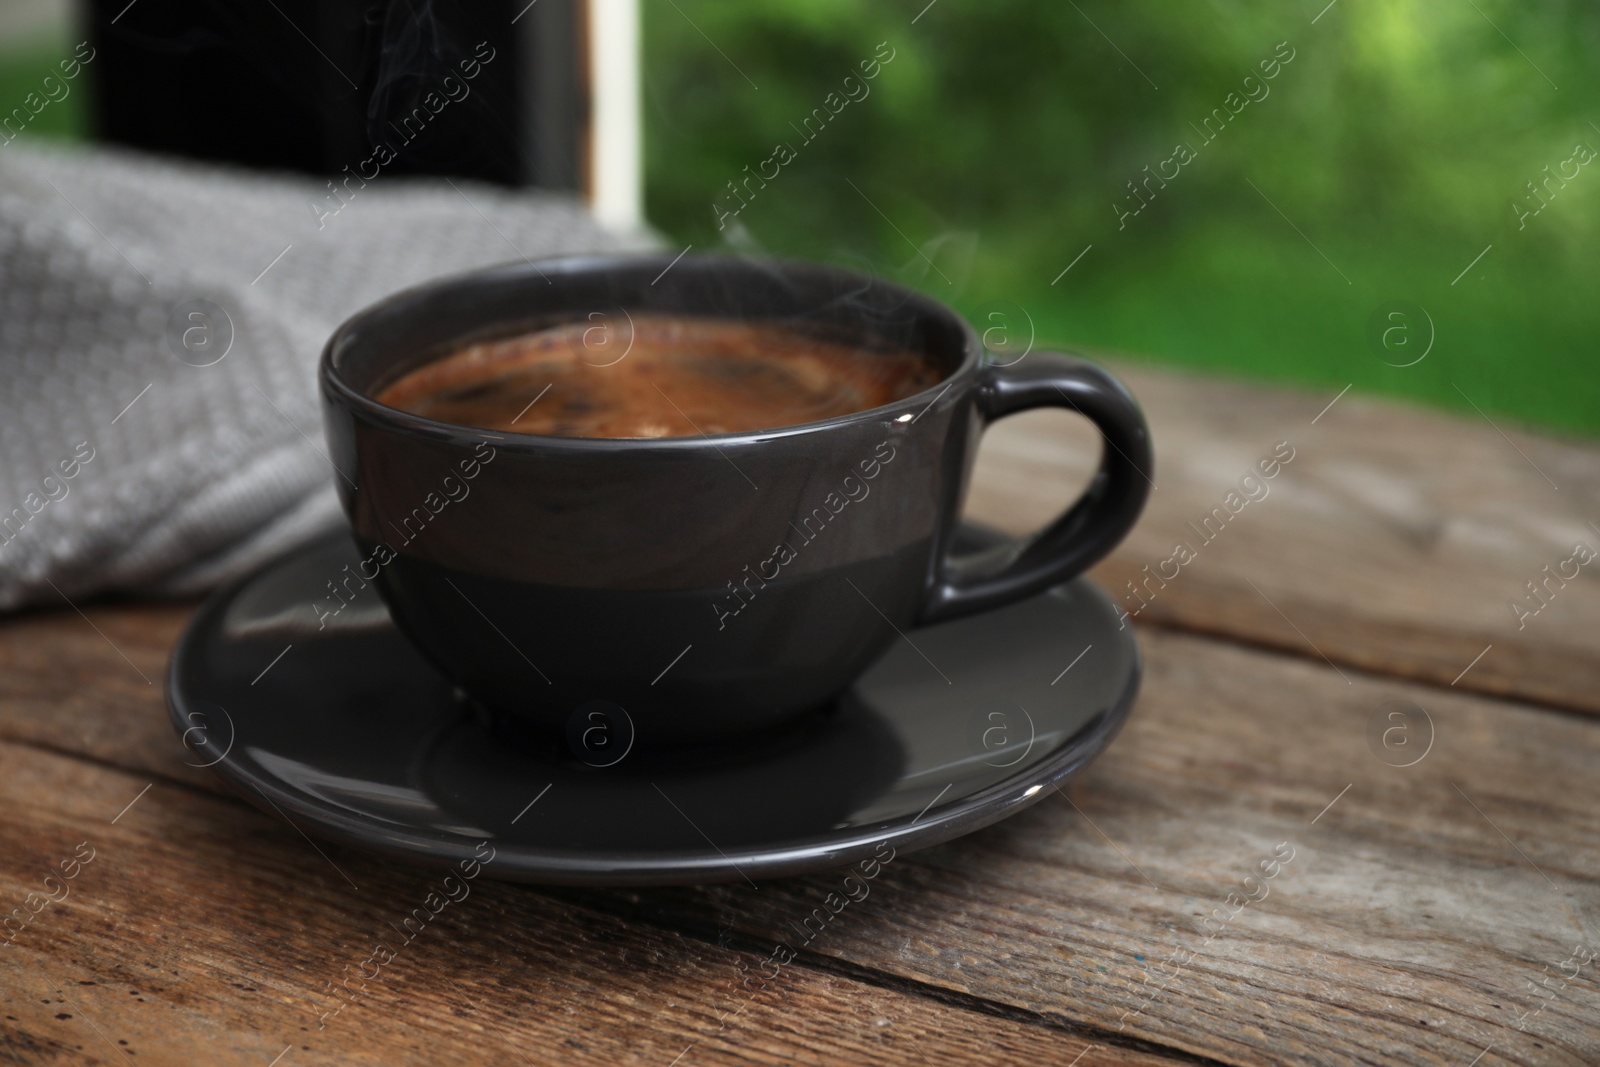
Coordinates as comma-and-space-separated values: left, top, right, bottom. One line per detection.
5, 5, 1594, 435
0, 29, 89, 142
644, 0, 1600, 436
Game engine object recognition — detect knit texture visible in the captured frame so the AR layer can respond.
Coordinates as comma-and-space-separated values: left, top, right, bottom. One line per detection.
0, 142, 650, 609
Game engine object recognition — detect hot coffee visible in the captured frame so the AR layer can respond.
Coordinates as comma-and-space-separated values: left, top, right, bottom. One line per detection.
323, 254, 1152, 745
374, 315, 941, 438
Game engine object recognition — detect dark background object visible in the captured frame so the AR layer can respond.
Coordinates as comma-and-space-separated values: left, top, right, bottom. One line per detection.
84, 0, 587, 190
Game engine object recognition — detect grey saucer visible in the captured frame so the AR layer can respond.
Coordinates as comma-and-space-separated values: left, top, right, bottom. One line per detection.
166, 529, 1140, 885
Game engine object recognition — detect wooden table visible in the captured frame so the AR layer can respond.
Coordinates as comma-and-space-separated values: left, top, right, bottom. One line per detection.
3, 363, 1597, 1066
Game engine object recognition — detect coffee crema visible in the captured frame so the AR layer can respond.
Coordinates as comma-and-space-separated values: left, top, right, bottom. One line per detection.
373, 315, 941, 438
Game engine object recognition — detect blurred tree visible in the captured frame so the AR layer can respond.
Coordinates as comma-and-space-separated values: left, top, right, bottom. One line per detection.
644, 0, 1600, 435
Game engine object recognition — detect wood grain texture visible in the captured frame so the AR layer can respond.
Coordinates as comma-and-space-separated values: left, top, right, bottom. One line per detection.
0, 740, 1180, 1067
3, 601, 1597, 1066
964, 362, 1600, 714
5, 359, 1600, 1065
576, 630, 1600, 1067
579, 629, 1600, 1067
0, 604, 191, 779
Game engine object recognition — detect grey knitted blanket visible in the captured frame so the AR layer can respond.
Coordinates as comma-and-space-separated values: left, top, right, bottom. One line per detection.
0, 143, 649, 610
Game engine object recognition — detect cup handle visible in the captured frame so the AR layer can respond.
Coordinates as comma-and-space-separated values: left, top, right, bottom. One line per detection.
917, 353, 1153, 625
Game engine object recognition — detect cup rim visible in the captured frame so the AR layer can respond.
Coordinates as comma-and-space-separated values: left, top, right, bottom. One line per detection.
320, 252, 981, 452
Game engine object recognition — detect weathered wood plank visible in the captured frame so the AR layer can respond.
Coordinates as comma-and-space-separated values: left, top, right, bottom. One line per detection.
0, 603, 193, 783
965, 362, 1600, 713
0, 740, 1182, 1067
579, 629, 1600, 1067
3, 602, 1597, 1066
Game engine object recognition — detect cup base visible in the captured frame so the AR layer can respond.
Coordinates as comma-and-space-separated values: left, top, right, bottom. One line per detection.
464, 687, 845, 770
364, 533, 927, 746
